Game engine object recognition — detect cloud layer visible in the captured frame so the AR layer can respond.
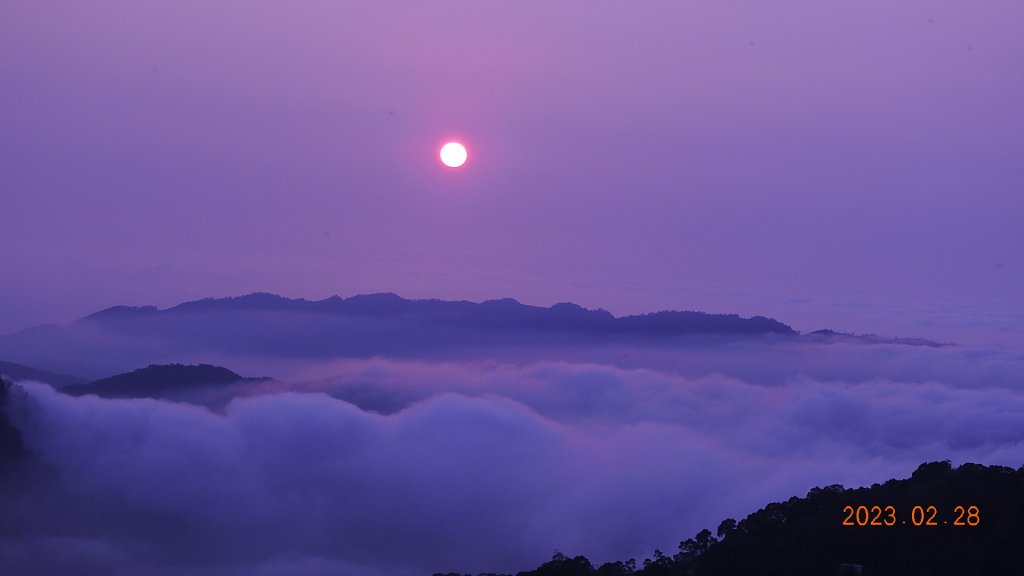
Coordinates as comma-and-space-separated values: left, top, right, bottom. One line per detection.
4, 339, 1024, 576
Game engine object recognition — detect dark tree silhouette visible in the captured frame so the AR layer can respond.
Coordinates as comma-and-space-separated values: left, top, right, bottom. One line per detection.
462, 462, 1024, 576
0, 375, 30, 469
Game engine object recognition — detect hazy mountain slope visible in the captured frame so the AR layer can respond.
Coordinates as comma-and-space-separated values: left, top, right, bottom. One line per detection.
0, 360, 86, 387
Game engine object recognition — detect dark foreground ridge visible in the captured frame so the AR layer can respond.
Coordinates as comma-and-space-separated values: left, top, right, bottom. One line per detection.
438, 461, 1024, 576
63, 363, 269, 399
0, 375, 30, 468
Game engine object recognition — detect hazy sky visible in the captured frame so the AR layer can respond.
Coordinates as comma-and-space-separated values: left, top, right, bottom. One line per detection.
3, 1, 1022, 345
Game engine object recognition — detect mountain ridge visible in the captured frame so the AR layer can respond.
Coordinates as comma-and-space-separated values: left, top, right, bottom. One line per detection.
78, 292, 796, 336
0, 292, 950, 379
62, 363, 270, 400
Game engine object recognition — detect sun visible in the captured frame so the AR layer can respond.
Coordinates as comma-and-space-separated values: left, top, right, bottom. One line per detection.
439, 141, 467, 168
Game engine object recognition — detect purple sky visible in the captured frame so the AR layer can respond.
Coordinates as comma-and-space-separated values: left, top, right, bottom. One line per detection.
3, 1, 1022, 346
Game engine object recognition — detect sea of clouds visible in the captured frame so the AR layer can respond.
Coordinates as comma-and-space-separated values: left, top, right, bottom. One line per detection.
3, 340, 1024, 576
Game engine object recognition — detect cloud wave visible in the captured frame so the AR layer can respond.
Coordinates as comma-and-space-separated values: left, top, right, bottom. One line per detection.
4, 344, 1024, 575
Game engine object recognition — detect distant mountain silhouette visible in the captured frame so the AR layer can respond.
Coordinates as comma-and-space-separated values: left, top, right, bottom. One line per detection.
0, 360, 87, 387
1, 292, 953, 379
0, 293, 807, 376
82, 292, 797, 337
806, 329, 951, 348
63, 363, 268, 400
458, 461, 1024, 576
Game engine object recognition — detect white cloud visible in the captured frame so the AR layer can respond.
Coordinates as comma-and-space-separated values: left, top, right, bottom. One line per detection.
4, 342, 1024, 575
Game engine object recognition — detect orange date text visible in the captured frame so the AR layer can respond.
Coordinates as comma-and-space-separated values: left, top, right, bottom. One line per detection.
841, 505, 980, 527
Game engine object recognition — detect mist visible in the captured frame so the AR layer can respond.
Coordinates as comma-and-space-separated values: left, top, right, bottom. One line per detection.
4, 337, 1023, 575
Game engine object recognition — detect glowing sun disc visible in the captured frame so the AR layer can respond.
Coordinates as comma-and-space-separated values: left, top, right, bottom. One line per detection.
440, 142, 467, 168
